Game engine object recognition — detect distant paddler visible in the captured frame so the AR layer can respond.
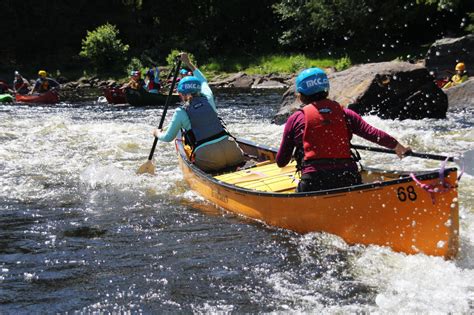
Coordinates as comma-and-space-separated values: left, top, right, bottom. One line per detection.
276, 67, 411, 192
443, 62, 469, 89
30, 70, 60, 94
13, 71, 30, 95
0, 80, 13, 94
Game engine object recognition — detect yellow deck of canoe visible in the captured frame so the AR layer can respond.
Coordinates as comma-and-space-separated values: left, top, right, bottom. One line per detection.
215, 161, 299, 192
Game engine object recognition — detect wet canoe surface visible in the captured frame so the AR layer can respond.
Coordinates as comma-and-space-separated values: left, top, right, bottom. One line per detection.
177, 137, 459, 258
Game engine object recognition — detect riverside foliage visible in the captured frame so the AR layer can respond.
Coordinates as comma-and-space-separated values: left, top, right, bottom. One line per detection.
0, 0, 471, 73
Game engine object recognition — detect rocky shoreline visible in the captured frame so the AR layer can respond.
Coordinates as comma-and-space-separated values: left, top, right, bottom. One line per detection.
21, 34, 474, 123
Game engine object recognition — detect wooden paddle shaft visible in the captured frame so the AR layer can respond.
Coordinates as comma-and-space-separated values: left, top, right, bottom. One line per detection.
352, 144, 454, 162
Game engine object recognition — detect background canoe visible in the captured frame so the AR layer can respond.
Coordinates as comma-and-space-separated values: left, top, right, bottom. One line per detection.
0, 93, 13, 103
125, 88, 179, 106
103, 87, 127, 104
15, 90, 59, 104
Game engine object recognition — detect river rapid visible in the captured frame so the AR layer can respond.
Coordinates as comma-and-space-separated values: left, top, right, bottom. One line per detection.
0, 91, 473, 313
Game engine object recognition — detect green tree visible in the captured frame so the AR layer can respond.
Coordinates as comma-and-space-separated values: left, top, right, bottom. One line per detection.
273, 0, 468, 52
166, 50, 196, 68
79, 23, 130, 73
417, 0, 473, 33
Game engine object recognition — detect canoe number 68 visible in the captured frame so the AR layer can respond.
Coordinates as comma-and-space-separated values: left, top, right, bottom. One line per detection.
397, 186, 417, 202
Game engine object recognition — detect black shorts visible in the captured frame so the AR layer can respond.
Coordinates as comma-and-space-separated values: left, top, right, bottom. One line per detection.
297, 170, 362, 192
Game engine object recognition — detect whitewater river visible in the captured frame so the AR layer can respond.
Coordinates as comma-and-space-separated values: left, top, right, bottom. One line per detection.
0, 91, 473, 313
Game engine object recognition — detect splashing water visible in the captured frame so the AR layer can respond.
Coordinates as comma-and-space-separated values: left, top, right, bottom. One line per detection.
0, 92, 473, 313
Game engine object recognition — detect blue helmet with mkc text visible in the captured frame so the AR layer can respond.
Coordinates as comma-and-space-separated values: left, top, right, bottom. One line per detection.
296, 68, 329, 95
177, 76, 201, 94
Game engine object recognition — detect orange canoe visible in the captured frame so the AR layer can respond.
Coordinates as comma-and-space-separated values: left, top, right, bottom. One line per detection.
15, 90, 59, 104
175, 137, 459, 259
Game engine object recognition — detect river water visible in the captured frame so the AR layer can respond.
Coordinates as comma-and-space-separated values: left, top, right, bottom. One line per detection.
0, 91, 473, 313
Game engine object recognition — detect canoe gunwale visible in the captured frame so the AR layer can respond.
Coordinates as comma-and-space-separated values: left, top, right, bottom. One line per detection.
175, 137, 458, 197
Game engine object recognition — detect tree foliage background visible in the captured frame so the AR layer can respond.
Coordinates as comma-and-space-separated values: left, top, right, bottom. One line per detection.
0, 0, 471, 73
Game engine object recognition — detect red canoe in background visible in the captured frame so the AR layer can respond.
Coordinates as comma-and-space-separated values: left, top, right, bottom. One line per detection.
103, 87, 127, 104
15, 90, 59, 104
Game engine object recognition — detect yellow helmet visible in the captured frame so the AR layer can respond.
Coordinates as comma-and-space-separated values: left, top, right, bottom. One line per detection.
455, 62, 465, 71
38, 70, 47, 77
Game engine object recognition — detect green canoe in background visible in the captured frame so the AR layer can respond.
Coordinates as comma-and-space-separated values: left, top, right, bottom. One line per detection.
0, 94, 13, 103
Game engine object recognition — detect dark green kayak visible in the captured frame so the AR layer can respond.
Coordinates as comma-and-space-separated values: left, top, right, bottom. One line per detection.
125, 88, 180, 106
0, 94, 13, 103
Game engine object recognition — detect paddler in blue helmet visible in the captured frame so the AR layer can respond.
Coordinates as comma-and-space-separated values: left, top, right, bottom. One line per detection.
153, 52, 244, 172
276, 67, 411, 192
180, 68, 191, 77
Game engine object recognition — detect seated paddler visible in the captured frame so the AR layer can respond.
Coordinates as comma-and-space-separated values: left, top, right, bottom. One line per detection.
442, 62, 469, 89
276, 67, 411, 192
153, 53, 244, 172
30, 70, 60, 94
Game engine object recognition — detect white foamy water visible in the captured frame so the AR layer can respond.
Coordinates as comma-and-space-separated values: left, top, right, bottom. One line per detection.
0, 96, 473, 313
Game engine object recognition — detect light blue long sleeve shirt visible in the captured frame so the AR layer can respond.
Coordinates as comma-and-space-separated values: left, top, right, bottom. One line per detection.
158, 69, 227, 150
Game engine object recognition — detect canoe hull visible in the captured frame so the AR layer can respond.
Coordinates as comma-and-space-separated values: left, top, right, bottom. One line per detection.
103, 87, 127, 104
15, 90, 59, 104
0, 93, 13, 103
176, 138, 459, 258
125, 88, 179, 106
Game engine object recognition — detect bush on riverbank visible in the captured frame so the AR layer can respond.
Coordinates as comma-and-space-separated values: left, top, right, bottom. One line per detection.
199, 54, 352, 78
79, 24, 129, 73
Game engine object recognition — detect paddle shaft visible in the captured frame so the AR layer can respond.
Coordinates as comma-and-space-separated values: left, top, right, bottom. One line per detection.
351, 144, 454, 162
147, 59, 182, 161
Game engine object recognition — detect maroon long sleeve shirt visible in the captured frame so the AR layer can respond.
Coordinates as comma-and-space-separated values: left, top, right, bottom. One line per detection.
276, 108, 399, 174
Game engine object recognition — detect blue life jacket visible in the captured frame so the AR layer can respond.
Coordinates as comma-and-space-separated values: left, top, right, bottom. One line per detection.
184, 96, 227, 148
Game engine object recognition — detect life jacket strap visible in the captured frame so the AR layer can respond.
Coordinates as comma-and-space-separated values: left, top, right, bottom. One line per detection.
301, 158, 354, 167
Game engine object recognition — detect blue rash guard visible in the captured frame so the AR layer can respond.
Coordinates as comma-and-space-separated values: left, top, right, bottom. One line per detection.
158, 69, 227, 151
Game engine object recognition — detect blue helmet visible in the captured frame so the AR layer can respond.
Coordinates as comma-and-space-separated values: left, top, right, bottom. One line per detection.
177, 76, 201, 94
146, 69, 154, 78
180, 68, 189, 75
295, 68, 329, 95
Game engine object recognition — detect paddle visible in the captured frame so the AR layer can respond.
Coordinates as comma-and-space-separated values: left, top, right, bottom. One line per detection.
137, 58, 182, 175
352, 144, 474, 176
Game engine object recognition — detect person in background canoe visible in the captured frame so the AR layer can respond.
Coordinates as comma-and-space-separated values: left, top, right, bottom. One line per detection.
178, 68, 192, 82
144, 69, 159, 94
153, 52, 244, 172
122, 70, 144, 90
443, 62, 469, 89
30, 70, 60, 94
0, 80, 13, 94
167, 68, 192, 92
13, 71, 30, 95
276, 67, 411, 192
151, 64, 161, 87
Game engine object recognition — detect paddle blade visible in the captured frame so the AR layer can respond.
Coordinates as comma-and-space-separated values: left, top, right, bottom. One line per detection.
136, 160, 155, 175
459, 149, 474, 176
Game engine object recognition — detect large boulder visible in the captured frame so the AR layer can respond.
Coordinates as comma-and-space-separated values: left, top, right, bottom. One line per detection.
273, 61, 448, 124
444, 78, 474, 110
425, 35, 474, 78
